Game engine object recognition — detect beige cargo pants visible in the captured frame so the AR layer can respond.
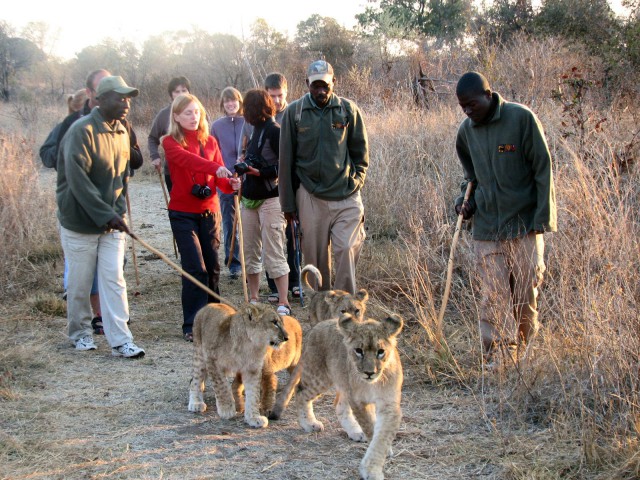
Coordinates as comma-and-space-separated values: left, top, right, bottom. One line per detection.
473, 232, 546, 356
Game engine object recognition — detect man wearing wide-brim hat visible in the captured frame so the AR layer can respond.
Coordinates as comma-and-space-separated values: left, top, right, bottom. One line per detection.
57, 75, 146, 359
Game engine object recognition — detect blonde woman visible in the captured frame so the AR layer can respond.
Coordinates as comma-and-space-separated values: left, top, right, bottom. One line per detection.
162, 94, 241, 341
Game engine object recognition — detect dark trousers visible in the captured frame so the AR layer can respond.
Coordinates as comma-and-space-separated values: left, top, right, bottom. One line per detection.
266, 221, 300, 292
218, 191, 241, 274
169, 210, 221, 334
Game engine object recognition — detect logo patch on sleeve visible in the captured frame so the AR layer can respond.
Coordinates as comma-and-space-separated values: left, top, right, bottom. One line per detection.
498, 144, 517, 153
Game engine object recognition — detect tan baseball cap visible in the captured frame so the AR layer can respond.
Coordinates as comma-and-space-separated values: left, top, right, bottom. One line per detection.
307, 60, 334, 84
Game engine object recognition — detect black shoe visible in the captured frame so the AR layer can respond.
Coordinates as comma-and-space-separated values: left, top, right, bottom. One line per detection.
183, 332, 193, 342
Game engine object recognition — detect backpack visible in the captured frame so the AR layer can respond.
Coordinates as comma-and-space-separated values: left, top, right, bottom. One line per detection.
39, 122, 63, 169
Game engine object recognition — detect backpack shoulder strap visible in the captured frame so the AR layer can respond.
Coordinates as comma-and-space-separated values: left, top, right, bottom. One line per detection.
295, 95, 306, 129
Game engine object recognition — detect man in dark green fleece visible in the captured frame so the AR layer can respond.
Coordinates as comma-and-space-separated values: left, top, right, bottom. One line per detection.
454, 71, 557, 366
57, 75, 145, 359
279, 60, 368, 294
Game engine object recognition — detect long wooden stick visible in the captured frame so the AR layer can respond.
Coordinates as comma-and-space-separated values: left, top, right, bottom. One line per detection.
125, 190, 140, 287
128, 232, 236, 309
157, 169, 179, 259
437, 181, 474, 333
226, 194, 239, 269
234, 188, 249, 302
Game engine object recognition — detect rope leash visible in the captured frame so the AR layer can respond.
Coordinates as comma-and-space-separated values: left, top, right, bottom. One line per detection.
128, 232, 236, 309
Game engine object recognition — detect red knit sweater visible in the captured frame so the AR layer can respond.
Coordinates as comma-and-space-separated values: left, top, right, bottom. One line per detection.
163, 130, 234, 214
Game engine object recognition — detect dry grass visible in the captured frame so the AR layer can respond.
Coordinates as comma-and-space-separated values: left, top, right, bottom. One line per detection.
1, 36, 639, 479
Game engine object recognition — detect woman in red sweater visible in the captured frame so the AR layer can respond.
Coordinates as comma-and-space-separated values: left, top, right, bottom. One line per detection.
162, 93, 240, 341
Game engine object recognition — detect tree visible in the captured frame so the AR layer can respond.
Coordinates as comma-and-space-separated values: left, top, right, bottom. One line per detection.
478, 0, 535, 42
356, 0, 474, 46
0, 21, 45, 101
73, 39, 140, 89
534, 0, 621, 57
295, 15, 355, 70
246, 18, 288, 75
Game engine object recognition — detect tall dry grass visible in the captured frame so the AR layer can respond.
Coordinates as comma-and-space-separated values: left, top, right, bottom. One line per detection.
356, 38, 640, 478
0, 132, 60, 302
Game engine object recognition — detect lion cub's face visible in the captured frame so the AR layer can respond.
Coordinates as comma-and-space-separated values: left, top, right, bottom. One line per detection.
337, 313, 403, 383
243, 303, 289, 349
325, 289, 368, 322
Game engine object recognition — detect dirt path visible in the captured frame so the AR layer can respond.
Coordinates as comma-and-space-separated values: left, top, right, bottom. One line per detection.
2, 173, 547, 480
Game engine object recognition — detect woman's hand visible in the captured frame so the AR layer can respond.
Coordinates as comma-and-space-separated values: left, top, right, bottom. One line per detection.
246, 165, 260, 176
216, 166, 232, 178
229, 177, 241, 191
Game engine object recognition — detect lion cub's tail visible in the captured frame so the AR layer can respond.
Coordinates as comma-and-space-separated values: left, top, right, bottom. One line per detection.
268, 360, 303, 421
301, 264, 322, 292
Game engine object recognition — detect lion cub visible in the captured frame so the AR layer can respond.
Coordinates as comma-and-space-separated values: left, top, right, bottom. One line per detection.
231, 314, 302, 417
301, 264, 368, 325
271, 313, 404, 480
187, 302, 289, 429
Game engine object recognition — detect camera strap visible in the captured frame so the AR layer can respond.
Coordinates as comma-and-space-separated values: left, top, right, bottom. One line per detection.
196, 143, 210, 186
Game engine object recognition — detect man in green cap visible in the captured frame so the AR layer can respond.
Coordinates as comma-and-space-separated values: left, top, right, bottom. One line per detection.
57, 75, 145, 359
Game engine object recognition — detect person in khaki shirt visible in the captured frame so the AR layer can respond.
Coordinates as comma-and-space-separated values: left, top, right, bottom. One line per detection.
454, 71, 557, 366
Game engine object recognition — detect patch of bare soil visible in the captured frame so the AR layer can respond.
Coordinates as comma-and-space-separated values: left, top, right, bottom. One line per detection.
1, 172, 567, 480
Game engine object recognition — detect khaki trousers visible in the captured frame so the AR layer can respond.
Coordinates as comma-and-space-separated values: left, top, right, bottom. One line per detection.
296, 186, 365, 294
473, 232, 546, 352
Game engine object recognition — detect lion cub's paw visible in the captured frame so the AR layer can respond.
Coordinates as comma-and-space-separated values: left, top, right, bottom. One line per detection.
246, 415, 269, 428
188, 401, 207, 413
347, 429, 367, 442
359, 464, 384, 480
217, 403, 237, 420
301, 418, 324, 433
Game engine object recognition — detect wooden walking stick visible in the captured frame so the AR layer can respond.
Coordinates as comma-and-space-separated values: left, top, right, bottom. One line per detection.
233, 180, 249, 302
226, 195, 238, 269
437, 181, 474, 337
125, 190, 140, 290
128, 232, 236, 309
157, 169, 179, 259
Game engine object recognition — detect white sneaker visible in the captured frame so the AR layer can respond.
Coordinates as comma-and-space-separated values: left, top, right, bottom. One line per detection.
112, 342, 145, 358
75, 335, 97, 351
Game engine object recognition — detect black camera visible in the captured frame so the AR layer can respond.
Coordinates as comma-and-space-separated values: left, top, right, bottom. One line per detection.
191, 183, 212, 199
234, 153, 265, 175
233, 162, 251, 175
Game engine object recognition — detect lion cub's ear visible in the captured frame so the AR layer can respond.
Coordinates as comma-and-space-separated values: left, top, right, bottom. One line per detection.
337, 312, 357, 334
240, 302, 260, 321
383, 314, 403, 337
355, 289, 369, 302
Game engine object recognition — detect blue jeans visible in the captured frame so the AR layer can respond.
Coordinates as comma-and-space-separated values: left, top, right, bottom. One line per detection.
218, 191, 241, 274
169, 209, 222, 334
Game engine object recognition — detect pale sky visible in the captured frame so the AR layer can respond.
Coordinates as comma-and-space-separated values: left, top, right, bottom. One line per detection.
3, 0, 631, 60
3, 0, 369, 59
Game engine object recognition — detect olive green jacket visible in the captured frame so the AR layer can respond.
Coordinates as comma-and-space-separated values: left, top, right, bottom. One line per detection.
56, 107, 130, 234
279, 93, 368, 213
455, 93, 557, 240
